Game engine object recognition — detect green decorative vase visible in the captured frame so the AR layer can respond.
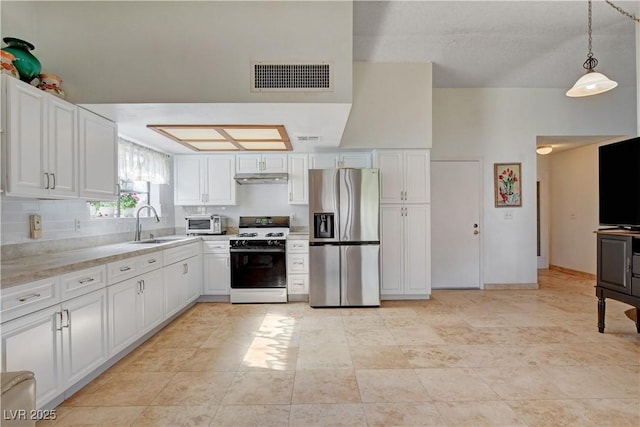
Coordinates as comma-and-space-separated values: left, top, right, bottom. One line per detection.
1, 37, 41, 83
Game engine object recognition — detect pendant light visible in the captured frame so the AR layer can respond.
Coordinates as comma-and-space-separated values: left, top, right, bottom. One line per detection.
566, 0, 618, 97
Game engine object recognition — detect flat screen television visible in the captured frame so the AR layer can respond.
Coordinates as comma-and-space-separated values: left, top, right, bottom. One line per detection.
599, 136, 640, 230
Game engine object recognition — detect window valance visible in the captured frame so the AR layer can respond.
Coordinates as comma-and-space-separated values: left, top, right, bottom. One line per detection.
118, 137, 170, 184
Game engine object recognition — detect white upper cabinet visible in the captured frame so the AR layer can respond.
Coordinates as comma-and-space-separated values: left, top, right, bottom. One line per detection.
2, 76, 78, 198
174, 155, 236, 206
78, 108, 118, 200
309, 151, 372, 169
374, 150, 430, 204
287, 153, 308, 205
236, 154, 287, 174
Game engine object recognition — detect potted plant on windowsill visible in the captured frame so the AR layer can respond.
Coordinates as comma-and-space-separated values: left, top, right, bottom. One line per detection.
120, 193, 139, 217
98, 201, 116, 217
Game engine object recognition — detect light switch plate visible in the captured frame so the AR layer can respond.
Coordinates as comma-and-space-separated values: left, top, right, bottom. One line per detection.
30, 214, 42, 239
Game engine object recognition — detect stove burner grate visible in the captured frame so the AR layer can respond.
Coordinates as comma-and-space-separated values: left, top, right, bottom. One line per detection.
238, 232, 258, 238
265, 232, 285, 238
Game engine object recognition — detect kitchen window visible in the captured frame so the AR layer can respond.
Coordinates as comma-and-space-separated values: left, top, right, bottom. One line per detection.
89, 137, 171, 218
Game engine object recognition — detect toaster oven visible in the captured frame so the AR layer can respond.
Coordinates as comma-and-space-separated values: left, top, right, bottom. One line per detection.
185, 215, 227, 235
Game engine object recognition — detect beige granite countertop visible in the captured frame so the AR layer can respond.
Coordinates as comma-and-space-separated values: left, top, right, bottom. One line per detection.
1, 236, 201, 289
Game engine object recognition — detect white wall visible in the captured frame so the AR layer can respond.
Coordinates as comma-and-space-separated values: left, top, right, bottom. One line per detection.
548, 145, 600, 274
432, 88, 636, 286
341, 62, 432, 148
1, 1, 352, 104
175, 184, 308, 231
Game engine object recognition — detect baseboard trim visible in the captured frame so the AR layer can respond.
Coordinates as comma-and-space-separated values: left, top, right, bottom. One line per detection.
382, 294, 431, 300
484, 283, 539, 290
549, 265, 596, 280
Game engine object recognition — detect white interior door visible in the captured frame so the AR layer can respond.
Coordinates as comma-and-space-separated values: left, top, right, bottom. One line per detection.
431, 160, 481, 289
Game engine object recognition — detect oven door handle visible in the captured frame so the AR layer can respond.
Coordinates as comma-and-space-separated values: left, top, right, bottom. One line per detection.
230, 248, 285, 253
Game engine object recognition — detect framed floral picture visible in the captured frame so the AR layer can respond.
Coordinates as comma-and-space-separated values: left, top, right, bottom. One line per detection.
494, 163, 522, 207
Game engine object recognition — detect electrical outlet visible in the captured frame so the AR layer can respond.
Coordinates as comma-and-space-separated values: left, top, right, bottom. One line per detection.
504, 210, 513, 220
75, 218, 81, 231
29, 214, 42, 239
291, 212, 297, 220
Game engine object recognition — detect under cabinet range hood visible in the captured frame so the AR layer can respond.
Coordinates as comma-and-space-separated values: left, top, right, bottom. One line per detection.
234, 173, 288, 185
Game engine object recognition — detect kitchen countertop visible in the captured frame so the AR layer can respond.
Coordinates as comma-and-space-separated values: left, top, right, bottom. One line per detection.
1, 236, 201, 289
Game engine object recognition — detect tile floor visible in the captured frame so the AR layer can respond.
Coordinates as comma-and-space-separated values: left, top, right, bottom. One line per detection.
39, 269, 639, 426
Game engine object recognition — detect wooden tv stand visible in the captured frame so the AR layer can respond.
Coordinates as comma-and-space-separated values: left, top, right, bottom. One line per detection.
595, 230, 640, 333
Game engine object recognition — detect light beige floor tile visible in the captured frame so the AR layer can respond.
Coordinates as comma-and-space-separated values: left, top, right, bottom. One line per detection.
292, 369, 361, 403
151, 371, 235, 406
63, 372, 175, 407
400, 345, 465, 368
300, 328, 348, 347
210, 404, 291, 427
449, 344, 528, 368
431, 326, 496, 345
296, 344, 353, 370
355, 369, 430, 403
387, 326, 446, 345
345, 327, 397, 346
350, 345, 411, 369
131, 405, 216, 426
577, 398, 640, 427
289, 403, 367, 427
474, 366, 570, 400
180, 347, 243, 372
222, 371, 295, 405
119, 347, 198, 373
435, 401, 526, 427
46, 406, 145, 427
301, 315, 344, 331
543, 365, 640, 398
506, 399, 599, 427
415, 367, 500, 402
239, 341, 299, 371
362, 402, 446, 427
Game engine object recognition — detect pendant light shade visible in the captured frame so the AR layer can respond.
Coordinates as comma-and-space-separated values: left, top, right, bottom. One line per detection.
566, 71, 618, 97
566, 0, 618, 98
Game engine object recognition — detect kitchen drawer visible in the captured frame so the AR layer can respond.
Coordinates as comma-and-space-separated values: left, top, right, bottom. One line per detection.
287, 253, 309, 274
164, 242, 200, 266
287, 274, 309, 295
203, 241, 230, 254
1, 277, 61, 323
60, 265, 107, 300
287, 239, 309, 253
138, 251, 163, 274
108, 257, 141, 284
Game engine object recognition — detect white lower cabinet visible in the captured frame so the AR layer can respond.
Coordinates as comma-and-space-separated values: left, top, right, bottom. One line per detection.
287, 239, 309, 296
108, 269, 165, 356
185, 255, 202, 304
1, 288, 108, 409
204, 254, 230, 295
164, 256, 199, 317
203, 240, 230, 295
380, 204, 431, 297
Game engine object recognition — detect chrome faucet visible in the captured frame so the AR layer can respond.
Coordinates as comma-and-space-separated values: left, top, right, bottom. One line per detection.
135, 205, 160, 241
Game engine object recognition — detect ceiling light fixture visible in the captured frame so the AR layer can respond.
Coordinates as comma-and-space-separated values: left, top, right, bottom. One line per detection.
147, 124, 292, 152
536, 145, 553, 155
566, 0, 618, 97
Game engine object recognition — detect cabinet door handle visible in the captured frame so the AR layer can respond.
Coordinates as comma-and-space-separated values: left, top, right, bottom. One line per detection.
51, 173, 56, 189
120, 266, 132, 272
56, 311, 63, 331
62, 309, 70, 328
183, 263, 188, 274
627, 257, 631, 272
137, 280, 142, 295
78, 277, 95, 284
147, 258, 157, 264
17, 293, 41, 302
141, 279, 145, 293
44, 172, 50, 189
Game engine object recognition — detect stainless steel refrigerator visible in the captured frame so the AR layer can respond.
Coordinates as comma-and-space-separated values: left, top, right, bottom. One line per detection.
308, 168, 380, 307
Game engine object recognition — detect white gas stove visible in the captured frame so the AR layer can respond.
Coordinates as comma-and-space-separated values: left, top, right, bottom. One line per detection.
229, 216, 290, 303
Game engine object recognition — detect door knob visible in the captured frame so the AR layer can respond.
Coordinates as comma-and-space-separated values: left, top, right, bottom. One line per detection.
473, 230, 480, 235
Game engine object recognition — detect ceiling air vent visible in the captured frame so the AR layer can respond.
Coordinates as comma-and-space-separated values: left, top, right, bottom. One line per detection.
295, 135, 323, 143
252, 62, 332, 92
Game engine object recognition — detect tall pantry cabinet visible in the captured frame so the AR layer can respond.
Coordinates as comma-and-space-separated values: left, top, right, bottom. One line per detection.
374, 150, 431, 299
